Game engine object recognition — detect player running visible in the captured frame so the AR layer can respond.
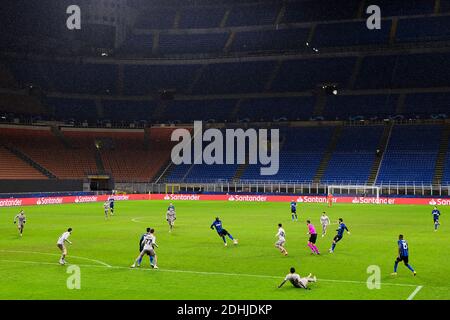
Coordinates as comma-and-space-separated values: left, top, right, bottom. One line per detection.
275, 223, 288, 256
166, 208, 176, 232
432, 206, 441, 232
329, 218, 350, 253
278, 267, 317, 289
109, 196, 115, 215
210, 217, 238, 246
391, 234, 416, 276
103, 201, 110, 219
57, 228, 73, 265
132, 228, 159, 269
320, 212, 330, 237
290, 200, 298, 221
327, 193, 333, 207
136, 228, 155, 267
306, 220, 320, 255
13, 210, 26, 237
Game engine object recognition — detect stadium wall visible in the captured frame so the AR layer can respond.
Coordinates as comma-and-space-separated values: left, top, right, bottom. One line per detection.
1, 193, 450, 207
0, 179, 83, 193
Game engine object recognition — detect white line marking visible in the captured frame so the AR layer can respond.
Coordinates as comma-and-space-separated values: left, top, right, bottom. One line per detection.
131, 217, 146, 223
0, 258, 423, 288
0, 250, 112, 268
407, 285, 423, 300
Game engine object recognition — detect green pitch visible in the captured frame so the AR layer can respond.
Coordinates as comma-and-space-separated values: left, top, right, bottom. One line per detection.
0, 200, 448, 300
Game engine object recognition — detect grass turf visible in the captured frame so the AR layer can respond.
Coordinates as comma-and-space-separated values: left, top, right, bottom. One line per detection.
0, 200, 448, 300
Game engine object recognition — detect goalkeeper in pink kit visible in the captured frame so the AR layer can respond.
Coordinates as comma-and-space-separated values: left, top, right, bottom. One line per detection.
306, 220, 320, 255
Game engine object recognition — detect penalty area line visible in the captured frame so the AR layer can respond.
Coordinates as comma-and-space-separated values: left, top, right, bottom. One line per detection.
407, 285, 423, 300
0, 258, 422, 288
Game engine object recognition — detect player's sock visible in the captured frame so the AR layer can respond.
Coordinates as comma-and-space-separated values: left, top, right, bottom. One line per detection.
228, 234, 234, 240
331, 243, 336, 251
150, 256, 154, 264
406, 264, 415, 272
221, 236, 226, 243
307, 243, 315, 253
312, 244, 319, 254
394, 261, 399, 273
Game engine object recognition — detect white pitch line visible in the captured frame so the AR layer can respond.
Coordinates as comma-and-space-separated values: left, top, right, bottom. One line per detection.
0, 258, 422, 288
0, 249, 112, 268
131, 217, 146, 223
407, 285, 423, 300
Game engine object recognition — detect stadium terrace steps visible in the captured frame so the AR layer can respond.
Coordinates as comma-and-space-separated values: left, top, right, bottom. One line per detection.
2, 145, 56, 179
367, 123, 394, 185
313, 125, 343, 183
433, 125, 450, 184
0, 146, 47, 180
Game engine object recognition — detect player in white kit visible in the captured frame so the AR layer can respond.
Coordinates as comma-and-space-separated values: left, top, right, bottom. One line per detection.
278, 267, 317, 289
320, 212, 331, 237
13, 210, 26, 237
131, 228, 159, 269
57, 228, 73, 265
103, 201, 110, 219
275, 223, 288, 256
166, 208, 176, 232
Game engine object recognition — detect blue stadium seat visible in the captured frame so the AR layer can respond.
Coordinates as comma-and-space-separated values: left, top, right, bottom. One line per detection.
377, 125, 442, 183
396, 16, 450, 43
237, 97, 315, 121
404, 92, 450, 116
158, 33, 229, 54
313, 20, 392, 47
322, 126, 384, 183
283, 0, 360, 23
123, 64, 201, 95
374, 0, 435, 16
178, 6, 226, 28
101, 100, 155, 122
231, 28, 310, 52
272, 58, 356, 92
324, 94, 398, 119
192, 61, 276, 94
46, 97, 97, 121
135, 8, 177, 29
226, 3, 280, 26
442, 140, 450, 183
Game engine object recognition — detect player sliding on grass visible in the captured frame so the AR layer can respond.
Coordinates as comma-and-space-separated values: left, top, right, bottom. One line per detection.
57, 228, 72, 265
275, 223, 288, 256
136, 228, 155, 267
132, 228, 158, 269
166, 208, 176, 232
211, 217, 238, 247
432, 206, 441, 232
306, 220, 320, 255
391, 234, 416, 276
320, 212, 330, 237
13, 210, 26, 237
278, 267, 317, 289
329, 218, 350, 253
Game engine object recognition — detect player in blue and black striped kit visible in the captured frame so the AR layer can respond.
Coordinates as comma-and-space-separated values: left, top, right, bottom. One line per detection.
329, 218, 350, 253
290, 200, 298, 221
432, 206, 441, 231
211, 217, 238, 247
391, 234, 416, 276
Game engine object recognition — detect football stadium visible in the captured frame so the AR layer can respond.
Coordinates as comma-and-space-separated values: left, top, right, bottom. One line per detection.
0, 0, 449, 302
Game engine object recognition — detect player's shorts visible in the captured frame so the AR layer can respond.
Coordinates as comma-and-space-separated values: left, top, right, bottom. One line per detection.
275, 239, 285, 246
293, 279, 307, 289
396, 255, 409, 264
309, 234, 317, 244
167, 219, 175, 225
291, 208, 296, 214
57, 243, 67, 254
333, 235, 342, 243
434, 218, 439, 223
218, 229, 229, 237
17, 223, 24, 228
142, 248, 155, 257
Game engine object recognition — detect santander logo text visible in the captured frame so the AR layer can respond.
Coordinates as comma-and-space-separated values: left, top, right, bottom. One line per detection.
0, 198, 23, 207
352, 197, 395, 205
36, 197, 63, 205
166, 194, 201, 201
228, 195, 267, 202
75, 196, 98, 203
429, 199, 450, 206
